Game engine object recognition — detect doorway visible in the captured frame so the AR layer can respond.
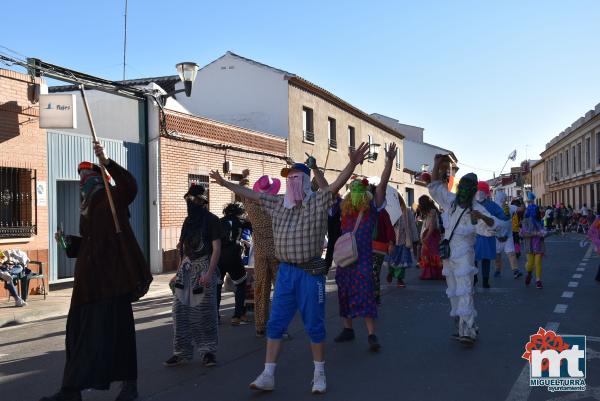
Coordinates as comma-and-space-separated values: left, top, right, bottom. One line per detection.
56, 181, 80, 279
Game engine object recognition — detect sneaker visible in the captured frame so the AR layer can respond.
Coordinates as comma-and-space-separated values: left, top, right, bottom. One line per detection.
312, 372, 327, 394
115, 381, 138, 401
536, 280, 543, 289
256, 330, 266, 338
368, 334, 381, 352
15, 298, 27, 307
231, 317, 249, 326
450, 333, 461, 341
386, 273, 393, 284
513, 270, 523, 279
163, 355, 191, 367
525, 272, 532, 286
396, 279, 405, 288
249, 372, 275, 391
202, 352, 217, 367
334, 328, 355, 343
39, 390, 82, 401
493, 270, 501, 278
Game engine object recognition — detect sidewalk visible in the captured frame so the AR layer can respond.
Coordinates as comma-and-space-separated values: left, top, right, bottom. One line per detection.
0, 273, 174, 328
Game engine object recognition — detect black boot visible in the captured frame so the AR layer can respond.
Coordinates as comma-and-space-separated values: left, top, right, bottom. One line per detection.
334, 328, 355, 343
39, 389, 82, 401
482, 278, 490, 288
115, 380, 138, 401
596, 264, 600, 282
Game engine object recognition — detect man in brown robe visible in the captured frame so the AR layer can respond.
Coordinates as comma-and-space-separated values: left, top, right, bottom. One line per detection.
41, 142, 152, 401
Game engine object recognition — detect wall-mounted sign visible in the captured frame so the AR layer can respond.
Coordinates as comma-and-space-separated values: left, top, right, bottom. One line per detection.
37, 181, 47, 207
39, 94, 77, 129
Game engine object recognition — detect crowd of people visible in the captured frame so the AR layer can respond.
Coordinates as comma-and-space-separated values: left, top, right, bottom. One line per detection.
38, 142, 599, 401
540, 202, 596, 234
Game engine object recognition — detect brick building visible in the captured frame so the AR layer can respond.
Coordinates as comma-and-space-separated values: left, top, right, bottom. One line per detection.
158, 110, 288, 270
0, 68, 48, 297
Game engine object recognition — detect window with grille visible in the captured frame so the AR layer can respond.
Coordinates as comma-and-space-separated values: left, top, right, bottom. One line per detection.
0, 167, 36, 239
328, 117, 337, 149
348, 126, 355, 152
396, 148, 401, 170
597, 132, 600, 164
231, 173, 244, 203
586, 137, 591, 169
577, 143, 582, 172
302, 107, 314, 143
187, 174, 209, 203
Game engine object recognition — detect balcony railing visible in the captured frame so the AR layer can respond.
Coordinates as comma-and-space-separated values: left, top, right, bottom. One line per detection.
303, 130, 315, 143
348, 145, 355, 153
329, 138, 337, 149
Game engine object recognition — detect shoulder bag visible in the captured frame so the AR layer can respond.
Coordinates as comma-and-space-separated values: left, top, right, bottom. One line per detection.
333, 210, 364, 268
439, 207, 468, 260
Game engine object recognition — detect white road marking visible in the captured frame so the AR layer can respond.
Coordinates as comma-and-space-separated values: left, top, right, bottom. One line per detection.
553, 304, 568, 314
576, 267, 585, 272
568, 281, 579, 288
579, 263, 587, 266
572, 273, 583, 279
561, 291, 574, 299
546, 322, 560, 332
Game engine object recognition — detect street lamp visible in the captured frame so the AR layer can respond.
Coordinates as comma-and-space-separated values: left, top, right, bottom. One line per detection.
369, 143, 381, 161
161, 61, 199, 105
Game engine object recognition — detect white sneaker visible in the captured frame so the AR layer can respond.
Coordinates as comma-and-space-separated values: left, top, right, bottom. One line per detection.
249, 372, 275, 391
312, 372, 327, 394
15, 298, 27, 307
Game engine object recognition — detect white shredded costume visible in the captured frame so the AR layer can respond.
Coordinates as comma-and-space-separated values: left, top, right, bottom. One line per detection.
428, 180, 499, 339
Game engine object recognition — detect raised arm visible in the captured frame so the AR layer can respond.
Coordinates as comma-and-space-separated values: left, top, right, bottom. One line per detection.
431, 153, 450, 183
328, 142, 370, 195
312, 161, 329, 191
376, 143, 397, 208
209, 170, 261, 201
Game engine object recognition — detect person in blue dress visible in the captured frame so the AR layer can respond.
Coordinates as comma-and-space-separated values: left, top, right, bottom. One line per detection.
334, 143, 397, 352
474, 182, 509, 288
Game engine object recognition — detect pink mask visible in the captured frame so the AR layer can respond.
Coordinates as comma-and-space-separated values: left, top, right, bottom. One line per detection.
286, 173, 305, 204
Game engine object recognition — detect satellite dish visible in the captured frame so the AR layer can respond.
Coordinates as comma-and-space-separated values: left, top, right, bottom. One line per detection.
508, 150, 517, 161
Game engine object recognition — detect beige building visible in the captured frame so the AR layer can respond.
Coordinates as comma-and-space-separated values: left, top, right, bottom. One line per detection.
287, 76, 404, 187
541, 102, 600, 210
176, 51, 405, 190
530, 160, 546, 205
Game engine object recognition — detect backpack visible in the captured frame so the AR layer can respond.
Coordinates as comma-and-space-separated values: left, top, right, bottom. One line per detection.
220, 217, 236, 246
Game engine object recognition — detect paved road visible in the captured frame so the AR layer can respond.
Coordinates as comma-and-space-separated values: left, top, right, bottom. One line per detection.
1, 234, 599, 401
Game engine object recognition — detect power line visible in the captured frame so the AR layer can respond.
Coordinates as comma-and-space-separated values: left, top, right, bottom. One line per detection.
456, 161, 497, 173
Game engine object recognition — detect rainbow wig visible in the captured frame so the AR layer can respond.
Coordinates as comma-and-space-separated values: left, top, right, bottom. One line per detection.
341, 178, 372, 216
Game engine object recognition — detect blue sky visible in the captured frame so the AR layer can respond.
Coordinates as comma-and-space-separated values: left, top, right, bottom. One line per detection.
2, 0, 600, 179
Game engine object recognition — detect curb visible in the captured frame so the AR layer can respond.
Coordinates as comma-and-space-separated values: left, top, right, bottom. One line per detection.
0, 290, 173, 329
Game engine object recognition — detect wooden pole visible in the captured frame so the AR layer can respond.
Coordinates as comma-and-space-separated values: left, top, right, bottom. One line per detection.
79, 84, 122, 233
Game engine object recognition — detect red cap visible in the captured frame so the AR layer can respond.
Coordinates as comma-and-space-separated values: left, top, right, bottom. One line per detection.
477, 181, 490, 195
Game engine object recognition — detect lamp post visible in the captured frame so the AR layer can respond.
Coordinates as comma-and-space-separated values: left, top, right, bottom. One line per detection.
160, 61, 199, 105
369, 143, 381, 161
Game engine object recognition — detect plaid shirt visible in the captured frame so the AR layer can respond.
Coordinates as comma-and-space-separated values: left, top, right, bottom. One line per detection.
260, 190, 333, 265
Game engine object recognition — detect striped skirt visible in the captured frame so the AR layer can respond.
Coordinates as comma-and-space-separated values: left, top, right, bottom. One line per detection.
172, 256, 219, 359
